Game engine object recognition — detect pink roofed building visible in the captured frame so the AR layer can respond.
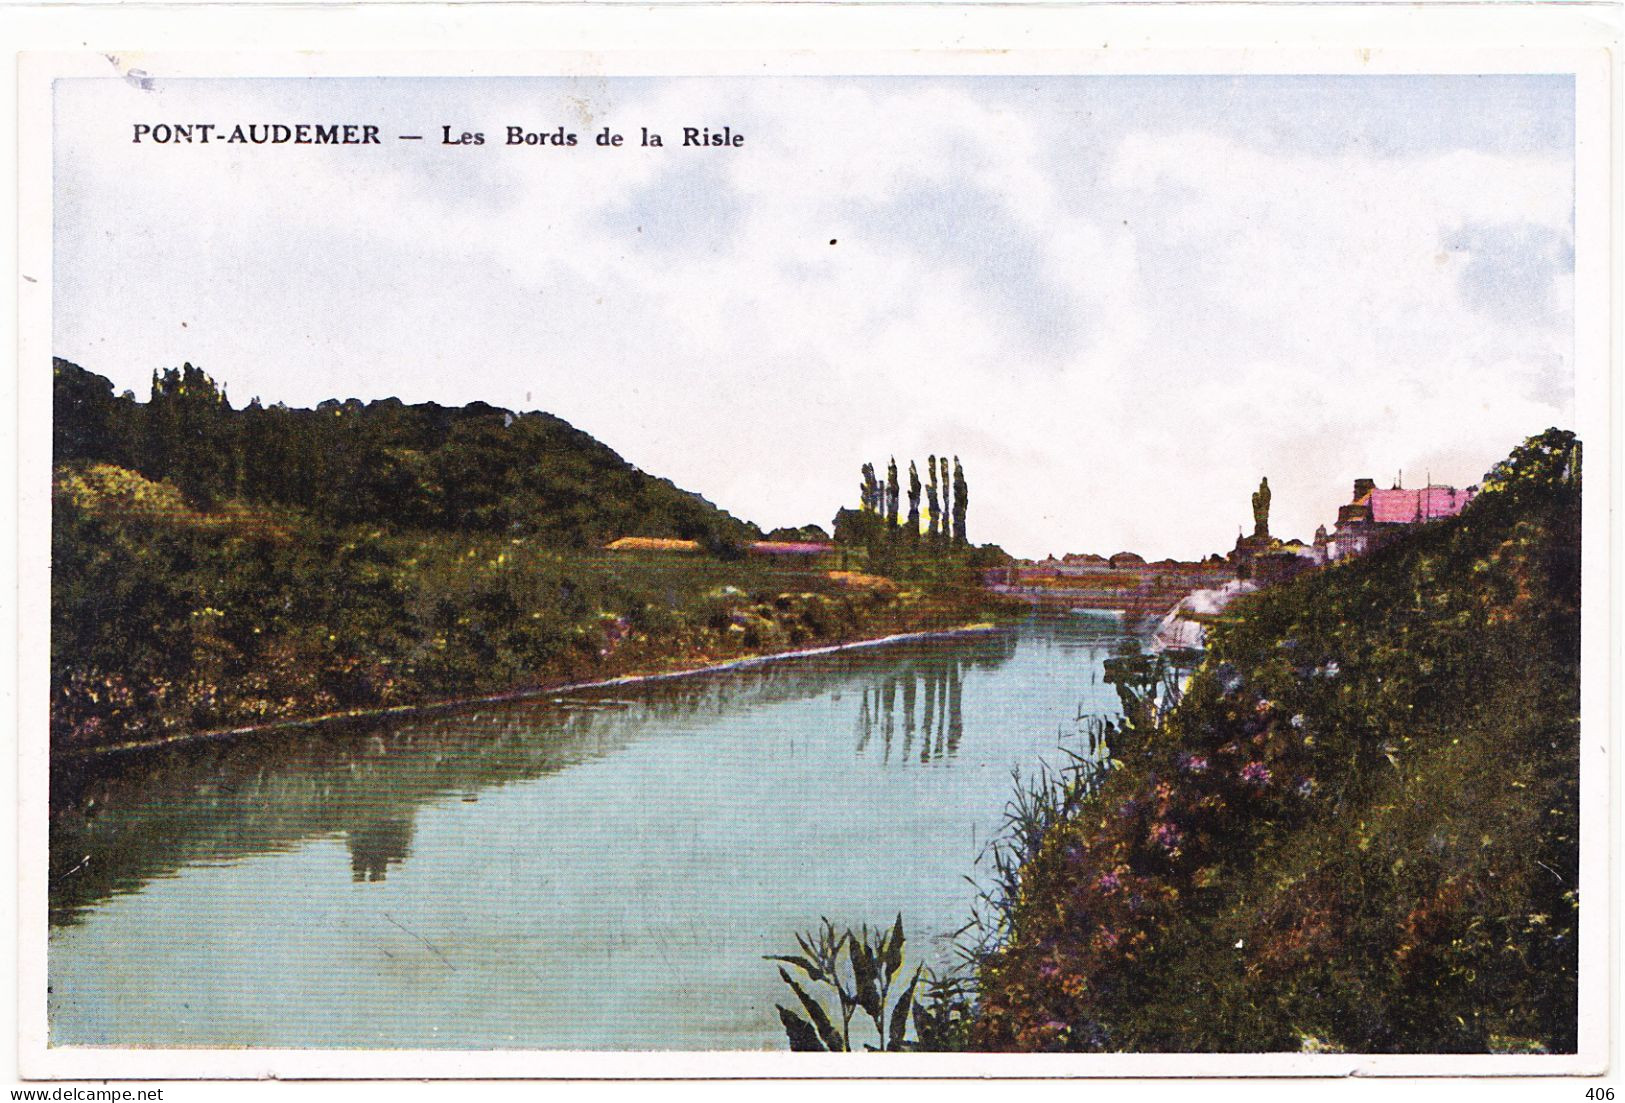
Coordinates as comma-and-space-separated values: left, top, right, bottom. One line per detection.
747, 541, 835, 559
1328, 479, 1478, 561
1367, 486, 1478, 524
605, 537, 834, 562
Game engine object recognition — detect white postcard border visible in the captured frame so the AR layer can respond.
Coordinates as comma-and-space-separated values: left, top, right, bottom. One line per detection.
10, 9, 1620, 1081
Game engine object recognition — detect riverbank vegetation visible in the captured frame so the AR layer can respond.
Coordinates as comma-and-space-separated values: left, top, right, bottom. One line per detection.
977, 428, 1580, 1052
776, 429, 1582, 1054
51, 360, 1017, 754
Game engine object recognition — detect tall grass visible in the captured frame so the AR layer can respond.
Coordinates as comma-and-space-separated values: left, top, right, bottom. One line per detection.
957, 649, 1186, 970
766, 645, 1190, 1051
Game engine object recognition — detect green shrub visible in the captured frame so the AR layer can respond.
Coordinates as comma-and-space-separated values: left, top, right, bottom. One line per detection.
972, 429, 1581, 1053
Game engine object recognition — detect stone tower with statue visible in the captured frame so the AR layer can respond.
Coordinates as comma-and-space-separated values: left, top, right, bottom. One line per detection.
1231, 475, 1280, 574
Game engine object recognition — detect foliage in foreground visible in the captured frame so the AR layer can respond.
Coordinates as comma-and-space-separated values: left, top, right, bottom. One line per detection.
769, 916, 979, 1051
769, 916, 921, 1051
971, 429, 1581, 1052
770, 699, 1133, 1052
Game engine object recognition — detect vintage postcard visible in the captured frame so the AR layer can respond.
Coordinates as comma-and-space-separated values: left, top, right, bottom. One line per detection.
11, 12, 1617, 1083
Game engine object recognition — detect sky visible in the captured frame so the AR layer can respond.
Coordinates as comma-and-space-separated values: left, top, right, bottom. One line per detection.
53, 74, 1576, 560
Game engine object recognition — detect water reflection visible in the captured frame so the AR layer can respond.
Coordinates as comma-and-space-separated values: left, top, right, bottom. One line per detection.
49, 704, 632, 924
856, 659, 972, 765
348, 815, 415, 883
49, 629, 1022, 925
849, 615, 1127, 766
49, 616, 1147, 1050
844, 630, 1020, 765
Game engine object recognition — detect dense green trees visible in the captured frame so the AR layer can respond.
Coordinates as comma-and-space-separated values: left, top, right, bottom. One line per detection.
50, 358, 1017, 753
53, 359, 758, 548
53, 360, 131, 465
767, 524, 831, 543
142, 365, 237, 506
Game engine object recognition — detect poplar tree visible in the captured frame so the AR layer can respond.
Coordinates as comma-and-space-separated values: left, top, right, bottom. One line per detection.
860, 462, 878, 513
938, 456, 953, 544
926, 454, 940, 539
885, 457, 900, 529
953, 456, 969, 545
907, 461, 922, 538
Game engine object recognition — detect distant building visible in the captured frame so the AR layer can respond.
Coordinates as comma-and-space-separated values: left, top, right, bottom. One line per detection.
1108, 551, 1146, 569
1050, 552, 1111, 576
605, 536, 701, 553
1312, 525, 1330, 564
604, 537, 834, 561
747, 541, 836, 562
1328, 479, 1478, 560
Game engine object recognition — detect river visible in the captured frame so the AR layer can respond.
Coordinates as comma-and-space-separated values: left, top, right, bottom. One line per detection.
47, 613, 1142, 1050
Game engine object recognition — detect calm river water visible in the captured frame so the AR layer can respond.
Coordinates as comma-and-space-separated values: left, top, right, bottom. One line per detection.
48, 614, 1140, 1050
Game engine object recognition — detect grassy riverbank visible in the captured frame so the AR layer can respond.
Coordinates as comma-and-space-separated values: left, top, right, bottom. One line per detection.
51, 357, 1017, 755
52, 462, 1017, 754
964, 430, 1581, 1053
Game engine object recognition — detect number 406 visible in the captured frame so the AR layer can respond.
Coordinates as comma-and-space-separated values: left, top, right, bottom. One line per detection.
1584, 1089, 1614, 1100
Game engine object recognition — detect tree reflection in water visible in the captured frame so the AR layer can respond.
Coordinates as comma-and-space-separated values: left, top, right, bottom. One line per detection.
49, 628, 1028, 924
347, 815, 416, 883
853, 630, 1018, 765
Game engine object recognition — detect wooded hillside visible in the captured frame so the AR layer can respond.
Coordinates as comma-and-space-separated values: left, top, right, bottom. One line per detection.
54, 358, 759, 548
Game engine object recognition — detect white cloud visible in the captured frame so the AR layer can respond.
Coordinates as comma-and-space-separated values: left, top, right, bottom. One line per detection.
53, 76, 1574, 559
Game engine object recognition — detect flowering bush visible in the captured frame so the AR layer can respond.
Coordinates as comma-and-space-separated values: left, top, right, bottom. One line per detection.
972, 431, 1580, 1054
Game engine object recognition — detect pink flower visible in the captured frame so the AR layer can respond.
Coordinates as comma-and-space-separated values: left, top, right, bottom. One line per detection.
1151, 822, 1184, 851
1096, 871, 1122, 893
1241, 762, 1272, 787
